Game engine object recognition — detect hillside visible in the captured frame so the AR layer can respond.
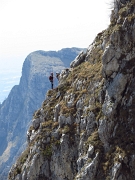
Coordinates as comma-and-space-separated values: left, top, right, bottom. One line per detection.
8, 0, 135, 179
0, 48, 82, 179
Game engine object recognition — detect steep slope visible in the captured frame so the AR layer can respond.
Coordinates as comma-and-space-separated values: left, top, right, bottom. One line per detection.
8, 0, 135, 179
0, 48, 82, 179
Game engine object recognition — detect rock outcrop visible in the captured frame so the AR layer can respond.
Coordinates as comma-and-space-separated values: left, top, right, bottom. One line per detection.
8, 0, 135, 179
0, 48, 82, 180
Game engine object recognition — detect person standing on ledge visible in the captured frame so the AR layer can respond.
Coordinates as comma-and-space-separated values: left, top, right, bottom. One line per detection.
49, 72, 53, 89
56, 72, 60, 81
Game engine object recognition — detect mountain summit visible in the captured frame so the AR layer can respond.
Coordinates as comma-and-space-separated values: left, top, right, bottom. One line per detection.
8, 0, 135, 179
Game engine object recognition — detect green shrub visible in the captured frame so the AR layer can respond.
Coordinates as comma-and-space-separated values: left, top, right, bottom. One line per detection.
42, 145, 52, 158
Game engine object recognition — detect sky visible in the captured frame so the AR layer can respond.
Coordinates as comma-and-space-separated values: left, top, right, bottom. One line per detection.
0, 0, 112, 102
0, 0, 112, 61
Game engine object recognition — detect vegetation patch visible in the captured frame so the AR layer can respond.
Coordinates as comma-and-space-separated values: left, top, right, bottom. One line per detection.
41, 144, 52, 158
42, 120, 53, 128
10, 147, 30, 177
33, 109, 41, 119
86, 131, 103, 151
18, 147, 30, 165
60, 103, 76, 117
52, 121, 59, 129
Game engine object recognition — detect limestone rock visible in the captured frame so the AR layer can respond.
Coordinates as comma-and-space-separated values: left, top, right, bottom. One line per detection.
70, 51, 86, 68
98, 119, 114, 150
32, 118, 40, 130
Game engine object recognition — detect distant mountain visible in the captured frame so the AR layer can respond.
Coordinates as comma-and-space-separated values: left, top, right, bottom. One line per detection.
0, 67, 21, 103
35, 47, 83, 68
0, 47, 83, 179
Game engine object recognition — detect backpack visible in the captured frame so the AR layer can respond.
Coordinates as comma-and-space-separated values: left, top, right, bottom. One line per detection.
49, 75, 53, 82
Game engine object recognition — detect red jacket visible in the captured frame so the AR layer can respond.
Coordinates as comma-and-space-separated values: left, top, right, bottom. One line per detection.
49, 75, 53, 82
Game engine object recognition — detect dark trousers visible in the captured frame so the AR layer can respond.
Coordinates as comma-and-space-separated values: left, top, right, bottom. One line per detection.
51, 82, 53, 89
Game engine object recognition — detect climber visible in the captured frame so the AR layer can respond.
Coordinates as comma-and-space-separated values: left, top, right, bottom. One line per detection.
49, 72, 53, 89
56, 72, 60, 81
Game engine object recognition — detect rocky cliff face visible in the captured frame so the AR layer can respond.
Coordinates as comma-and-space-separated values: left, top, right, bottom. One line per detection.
8, 1, 135, 179
0, 48, 82, 179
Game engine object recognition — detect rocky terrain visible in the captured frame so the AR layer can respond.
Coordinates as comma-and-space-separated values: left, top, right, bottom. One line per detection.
0, 48, 82, 179
8, 0, 135, 179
